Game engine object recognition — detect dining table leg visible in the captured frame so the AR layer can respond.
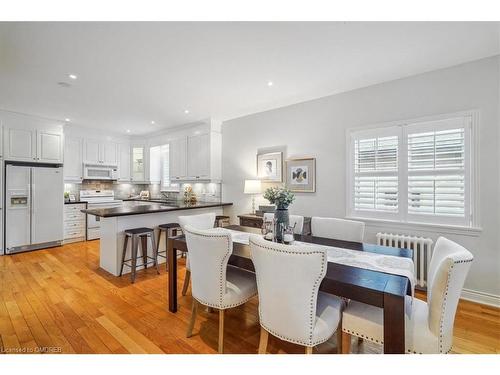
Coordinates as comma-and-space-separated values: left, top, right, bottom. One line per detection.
383, 277, 408, 354
167, 237, 178, 313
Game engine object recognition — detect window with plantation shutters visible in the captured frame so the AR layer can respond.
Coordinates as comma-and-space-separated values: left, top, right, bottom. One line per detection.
350, 127, 400, 220
160, 144, 170, 189
348, 113, 474, 227
405, 117, 471, 226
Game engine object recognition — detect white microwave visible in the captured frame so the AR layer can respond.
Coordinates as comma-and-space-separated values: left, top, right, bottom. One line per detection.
83, 163, 118, 180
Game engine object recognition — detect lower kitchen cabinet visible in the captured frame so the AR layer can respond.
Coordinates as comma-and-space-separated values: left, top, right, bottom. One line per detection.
63, 203, 87, 243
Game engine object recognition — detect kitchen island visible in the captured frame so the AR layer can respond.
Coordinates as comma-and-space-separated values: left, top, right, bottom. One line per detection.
82, 201, 232, 276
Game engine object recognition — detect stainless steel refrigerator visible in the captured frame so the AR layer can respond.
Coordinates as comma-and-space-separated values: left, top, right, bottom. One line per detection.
5, 164, 64, 254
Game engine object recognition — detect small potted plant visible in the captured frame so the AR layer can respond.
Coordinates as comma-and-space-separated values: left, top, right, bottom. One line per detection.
64, 191, 70, 203
263, 186, 295, 240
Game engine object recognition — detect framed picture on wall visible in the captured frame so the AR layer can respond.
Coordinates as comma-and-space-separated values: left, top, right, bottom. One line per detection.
286, 157, 316, 192
257, 151, 283, 182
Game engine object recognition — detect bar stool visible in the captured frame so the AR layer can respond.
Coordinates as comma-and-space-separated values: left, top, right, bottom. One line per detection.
215, 215, 230, 228
157, 223, 183, 268
119, 227, 160, 283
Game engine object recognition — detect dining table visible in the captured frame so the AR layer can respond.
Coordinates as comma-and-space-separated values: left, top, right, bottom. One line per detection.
166, 225, 413, 354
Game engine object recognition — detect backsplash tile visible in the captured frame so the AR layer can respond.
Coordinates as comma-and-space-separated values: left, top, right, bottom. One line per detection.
64, 181, 221, 202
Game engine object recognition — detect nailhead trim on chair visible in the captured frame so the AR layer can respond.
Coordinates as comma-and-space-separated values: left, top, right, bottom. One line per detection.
249, 237, 333, 347
185, 228, 257, 310
437, 258, 473, 354
343, 257, 473, 354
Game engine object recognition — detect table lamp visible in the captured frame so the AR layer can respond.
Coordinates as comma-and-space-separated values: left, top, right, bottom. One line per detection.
244, 179, 262, 214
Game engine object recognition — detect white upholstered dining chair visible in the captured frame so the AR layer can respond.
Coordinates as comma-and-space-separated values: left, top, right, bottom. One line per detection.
178, 213, 216, 296
341, 237, 473, 354
184, 226, 258, 353
249, 234, 344, 354
263, 213, 304, 234
311, 217, 365, 242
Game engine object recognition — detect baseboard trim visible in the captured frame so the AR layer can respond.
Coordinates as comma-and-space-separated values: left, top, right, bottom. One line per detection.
461, 288, 500, 308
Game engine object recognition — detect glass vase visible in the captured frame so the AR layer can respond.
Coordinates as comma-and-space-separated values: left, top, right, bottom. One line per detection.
274, 207, 289, 242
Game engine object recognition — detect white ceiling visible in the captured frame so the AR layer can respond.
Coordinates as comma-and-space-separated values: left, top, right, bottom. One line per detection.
0, 22, 498, 135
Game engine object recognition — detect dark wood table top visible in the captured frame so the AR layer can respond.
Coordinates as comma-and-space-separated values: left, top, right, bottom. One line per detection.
175, 225, 413, 305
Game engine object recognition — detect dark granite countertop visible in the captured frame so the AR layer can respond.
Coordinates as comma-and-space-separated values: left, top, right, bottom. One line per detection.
81, 201, 232, 218
122, 198, 181, 204
65, 201, 87, 205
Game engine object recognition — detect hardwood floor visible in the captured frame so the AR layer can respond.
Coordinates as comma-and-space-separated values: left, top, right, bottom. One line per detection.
0, 240, 498, 354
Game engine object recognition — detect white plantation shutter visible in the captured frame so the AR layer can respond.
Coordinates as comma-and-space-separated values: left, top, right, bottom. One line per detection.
348, 114, 473, 227
351, 129, 400, 219
160, 144, 170, 188
406, 117, 471, 226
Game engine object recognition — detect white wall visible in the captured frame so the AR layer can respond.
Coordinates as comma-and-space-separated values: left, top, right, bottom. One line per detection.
222, 56, 500, 304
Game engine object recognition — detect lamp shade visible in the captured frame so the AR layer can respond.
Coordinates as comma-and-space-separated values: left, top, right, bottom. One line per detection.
244, 179, 262, 194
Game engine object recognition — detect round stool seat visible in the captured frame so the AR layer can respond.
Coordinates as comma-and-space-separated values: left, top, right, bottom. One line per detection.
125, 227, 154, 236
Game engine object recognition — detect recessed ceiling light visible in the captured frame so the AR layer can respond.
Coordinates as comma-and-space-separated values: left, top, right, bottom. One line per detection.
126, 129, 131, 133
64, 118, 70, 122
184, 109, 189, 114
267, 81, 274, 87
68, 74, 78, 80
151, 121, 155, 125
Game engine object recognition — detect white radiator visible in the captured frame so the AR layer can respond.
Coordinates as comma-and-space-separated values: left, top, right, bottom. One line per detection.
376, 232, 433, 289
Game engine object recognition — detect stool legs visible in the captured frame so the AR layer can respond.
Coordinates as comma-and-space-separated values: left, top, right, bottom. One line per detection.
120, 229, 159, 283
119, 235, 129, 277
150, 232, 160, 275
140, 235, 148, 269
131, 235, 139, 283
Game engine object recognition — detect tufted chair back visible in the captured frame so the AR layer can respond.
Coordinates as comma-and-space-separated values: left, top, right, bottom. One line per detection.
183, 226, 232, 308
426, 237, 473, 353
311, 217, 365, 242
178, 213, 216, 231
249, 234, 327, 346
263, 213, 304, 234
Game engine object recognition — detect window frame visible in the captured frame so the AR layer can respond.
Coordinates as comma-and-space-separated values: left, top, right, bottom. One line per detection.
346, 110, 479, 230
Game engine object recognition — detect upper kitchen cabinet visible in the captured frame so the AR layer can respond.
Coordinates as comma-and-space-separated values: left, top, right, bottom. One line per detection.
131, 144, 148, 183
38, 130, 65, 163
2, 112, 64, 164
169, 119, 222, 182
118, 143, 131, 182
63, 136, 83, 182
187, 133, 210, 179
102, 141, 118, 164
84, 139, 118, 165
169, 137, 187, 181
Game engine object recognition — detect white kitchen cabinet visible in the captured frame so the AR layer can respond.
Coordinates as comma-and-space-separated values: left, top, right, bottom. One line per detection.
84, 139, 117, 165
149, 145, 161, 184
2, 113, 64, 164
187, 133, 210, 179
169, 137, 187, 181
118, 143, 131, 181
0, 121, 3, 158
169, 121, 221, 182
5, 127, 36, 161
64, 136, 83, 182
38, 130, 64, 163
63, 203, 86, 244
84, 139, 100, 164
131, 145, 147, 182
102, 141, 118, 165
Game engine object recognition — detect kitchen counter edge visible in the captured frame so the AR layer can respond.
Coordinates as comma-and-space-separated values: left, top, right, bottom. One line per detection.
81, 202, 233, 218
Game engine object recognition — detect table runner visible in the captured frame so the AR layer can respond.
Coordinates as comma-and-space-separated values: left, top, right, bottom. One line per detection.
222, 228, 416, 293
